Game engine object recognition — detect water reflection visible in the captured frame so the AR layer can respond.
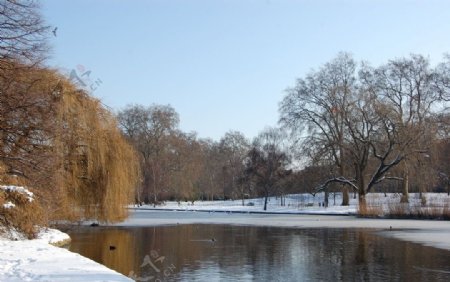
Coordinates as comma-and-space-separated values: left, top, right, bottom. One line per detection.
68, 225, 450, 281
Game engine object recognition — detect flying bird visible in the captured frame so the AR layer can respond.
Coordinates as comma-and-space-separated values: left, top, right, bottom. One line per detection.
52, 27, 57, 37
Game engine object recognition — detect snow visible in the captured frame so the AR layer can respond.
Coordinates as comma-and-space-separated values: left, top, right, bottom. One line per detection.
35, 227, 71, 245
134, 192, 358, 215
134, 192, 450, 216
0, 185, 34, 202
3, 201, 15, 209
0, 228, 132, 282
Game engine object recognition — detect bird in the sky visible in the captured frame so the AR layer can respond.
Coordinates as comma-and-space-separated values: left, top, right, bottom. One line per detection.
52, 27, 57, 37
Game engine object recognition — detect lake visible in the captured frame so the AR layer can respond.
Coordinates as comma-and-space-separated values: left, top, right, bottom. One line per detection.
68, 224, 450, 281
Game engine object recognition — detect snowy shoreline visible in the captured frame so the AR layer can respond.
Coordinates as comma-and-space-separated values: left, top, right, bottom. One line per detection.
0, 228, 132, 282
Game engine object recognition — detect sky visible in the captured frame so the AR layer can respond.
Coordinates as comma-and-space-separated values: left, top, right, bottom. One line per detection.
42, 0, 450, 141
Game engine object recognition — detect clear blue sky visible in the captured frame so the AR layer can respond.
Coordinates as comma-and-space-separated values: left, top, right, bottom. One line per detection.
42, 0, 450, 141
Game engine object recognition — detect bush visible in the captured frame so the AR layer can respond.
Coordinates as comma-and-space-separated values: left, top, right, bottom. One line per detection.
0, 185, 44, 239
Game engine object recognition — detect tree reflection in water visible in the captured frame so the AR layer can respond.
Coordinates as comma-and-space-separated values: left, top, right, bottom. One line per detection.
69, 225, 450, 281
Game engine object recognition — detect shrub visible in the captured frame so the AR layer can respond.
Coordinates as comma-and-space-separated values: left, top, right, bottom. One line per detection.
0, 185, 44, 239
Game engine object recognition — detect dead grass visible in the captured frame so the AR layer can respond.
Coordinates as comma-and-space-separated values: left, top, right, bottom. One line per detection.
358, 200, 384, 218
385, 197, 450, 220
357, 194, 385, 218
0, 187, 44, 239
357, 194, 450, 220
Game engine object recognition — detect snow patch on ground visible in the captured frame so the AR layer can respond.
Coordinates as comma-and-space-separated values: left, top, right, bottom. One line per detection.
135, 192, 357, 214
133, 192, 450, 216
35, 227, 71, 245
0, 227, 132, 282
0, 185, 34, 202
3, 201, 15, 209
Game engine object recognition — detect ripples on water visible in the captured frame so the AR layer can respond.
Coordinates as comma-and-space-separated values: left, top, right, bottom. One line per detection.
69, 225, 450, 281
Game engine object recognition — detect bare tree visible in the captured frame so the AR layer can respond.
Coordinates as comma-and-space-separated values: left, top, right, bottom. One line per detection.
0, 65, 58, 185
244, 127, 290, 211
361, 54, 446, 202
218, 131, 250, 203
196, 138, 222, 201
280, 52, 355, 205
169, 131, 205, 202
281, 53, 450, 207
118, 104, 179, 204
0, 0, 50, 66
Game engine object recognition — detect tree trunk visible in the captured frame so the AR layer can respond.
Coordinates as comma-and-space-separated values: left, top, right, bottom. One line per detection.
358, 190, 367, 213
324, 190, 329, 207
264, 187, 269, 211
340, 161, 349, 206
342, 186, 349, 206
152, 168, 158, 207
357, 170, 367, 212
401, 165, 409, 203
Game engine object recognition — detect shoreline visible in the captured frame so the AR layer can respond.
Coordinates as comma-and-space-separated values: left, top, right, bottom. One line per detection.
0, 228, 132, 282
115, 210, 450, 252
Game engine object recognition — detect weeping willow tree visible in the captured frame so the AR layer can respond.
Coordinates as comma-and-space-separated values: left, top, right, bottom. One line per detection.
54, 82, 140, 222
1, 62, 139, 236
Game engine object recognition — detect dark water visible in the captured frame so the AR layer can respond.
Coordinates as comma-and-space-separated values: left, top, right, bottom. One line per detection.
68, 225, 450, 281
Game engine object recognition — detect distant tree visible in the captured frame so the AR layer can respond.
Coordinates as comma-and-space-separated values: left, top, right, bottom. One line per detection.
361, 54, 444, 202
118, 104, 179, 204
218, 131, 250, 202
280, 52, 355, 206
280, 53, 450, 207
244, 127, 290, 211
169, 132, 204, 202
196, 138, 222, 201
434, 113, 450, 195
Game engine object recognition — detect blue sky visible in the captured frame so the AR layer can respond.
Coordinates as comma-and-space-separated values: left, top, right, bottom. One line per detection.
42, 0, 450, 141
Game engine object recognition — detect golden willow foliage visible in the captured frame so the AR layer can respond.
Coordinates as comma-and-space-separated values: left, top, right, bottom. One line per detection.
55, 81, 140, 222
0, 62, 140, 233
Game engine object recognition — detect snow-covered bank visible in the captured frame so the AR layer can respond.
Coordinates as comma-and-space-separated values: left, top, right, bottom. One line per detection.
134, 192, 357, 215
133, 192, 450, 216
0, 228, 132, 282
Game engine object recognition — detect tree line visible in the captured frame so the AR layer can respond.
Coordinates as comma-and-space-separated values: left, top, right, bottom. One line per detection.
117, 104, 291, 211
119, 53, 450, 210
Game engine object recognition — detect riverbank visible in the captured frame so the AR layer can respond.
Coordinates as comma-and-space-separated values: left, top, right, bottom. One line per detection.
118, 210, 450, 252
0, 228, 132, 282
133, 192, 450, 218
